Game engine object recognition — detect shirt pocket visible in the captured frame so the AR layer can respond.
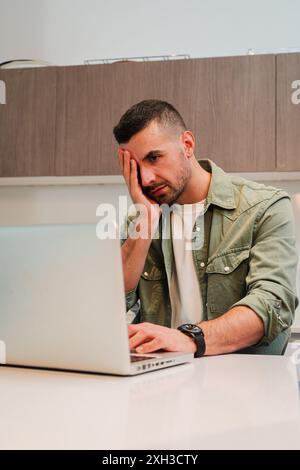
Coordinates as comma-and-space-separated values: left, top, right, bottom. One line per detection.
141, 264, 166, 281
206, 247, 250, 317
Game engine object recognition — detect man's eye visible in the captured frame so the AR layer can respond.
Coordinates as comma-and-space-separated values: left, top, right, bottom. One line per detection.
148, 156, 159, 163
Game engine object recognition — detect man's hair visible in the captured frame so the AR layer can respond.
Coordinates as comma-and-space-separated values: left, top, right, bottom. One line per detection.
113, 99, 187, 144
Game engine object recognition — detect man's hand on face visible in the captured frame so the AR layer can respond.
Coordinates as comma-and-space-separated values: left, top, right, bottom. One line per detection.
128, 322, 197, 354
118, 148, 161, 219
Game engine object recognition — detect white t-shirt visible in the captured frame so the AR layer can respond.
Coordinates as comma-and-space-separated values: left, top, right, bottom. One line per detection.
170, 200, 205, 328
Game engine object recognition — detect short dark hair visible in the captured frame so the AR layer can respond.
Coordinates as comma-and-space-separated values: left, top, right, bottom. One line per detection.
113, 99, 187, 144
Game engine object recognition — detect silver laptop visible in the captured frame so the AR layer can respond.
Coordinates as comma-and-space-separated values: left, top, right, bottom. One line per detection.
0, 224, 193, 375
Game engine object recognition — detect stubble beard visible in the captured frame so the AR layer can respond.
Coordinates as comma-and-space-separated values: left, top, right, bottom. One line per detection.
152, 163, 191, 206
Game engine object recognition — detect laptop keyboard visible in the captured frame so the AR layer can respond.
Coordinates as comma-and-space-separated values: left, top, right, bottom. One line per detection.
130, 354, 157, 363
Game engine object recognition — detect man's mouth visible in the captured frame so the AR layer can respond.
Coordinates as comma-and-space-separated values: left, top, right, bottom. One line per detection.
151, 185, 167, 196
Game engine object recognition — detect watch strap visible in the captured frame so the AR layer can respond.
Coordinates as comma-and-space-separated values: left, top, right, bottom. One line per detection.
177, 324, 206, 358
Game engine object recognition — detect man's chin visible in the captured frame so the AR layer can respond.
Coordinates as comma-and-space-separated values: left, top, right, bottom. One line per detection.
154, 193, 177, 206
148, 187, 181, 206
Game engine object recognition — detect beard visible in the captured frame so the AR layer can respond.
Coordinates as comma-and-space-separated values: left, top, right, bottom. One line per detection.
144, 153, 191, 205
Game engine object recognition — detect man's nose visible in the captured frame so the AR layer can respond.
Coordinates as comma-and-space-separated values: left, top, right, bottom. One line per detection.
140, 166, 156, 187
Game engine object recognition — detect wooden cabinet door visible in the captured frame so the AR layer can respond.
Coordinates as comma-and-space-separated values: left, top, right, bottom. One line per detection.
0, 67, 56, 176
277, 53, 300, 171
55, 61, 179, 176
55, 63, 123, 176
55, 55, 276, 176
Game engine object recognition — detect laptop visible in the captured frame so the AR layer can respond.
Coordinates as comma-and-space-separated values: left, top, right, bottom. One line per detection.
0, 224, 193, 375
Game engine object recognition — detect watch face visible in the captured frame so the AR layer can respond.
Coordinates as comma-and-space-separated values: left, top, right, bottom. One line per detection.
184, 324, 202, 334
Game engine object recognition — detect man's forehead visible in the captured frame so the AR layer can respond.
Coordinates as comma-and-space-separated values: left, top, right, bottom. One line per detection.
122, 121, 178, 160
131, 121, 165, 144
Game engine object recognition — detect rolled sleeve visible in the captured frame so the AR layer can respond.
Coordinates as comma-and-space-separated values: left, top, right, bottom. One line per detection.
125, 288, 138, 311
231, 194, 299, 345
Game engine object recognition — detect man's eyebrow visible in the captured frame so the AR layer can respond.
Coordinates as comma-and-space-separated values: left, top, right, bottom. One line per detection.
142, 150, 164, 161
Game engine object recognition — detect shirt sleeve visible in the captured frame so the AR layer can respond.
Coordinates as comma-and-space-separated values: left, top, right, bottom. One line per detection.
120, 214, 140, 315
231, 194, 299, 345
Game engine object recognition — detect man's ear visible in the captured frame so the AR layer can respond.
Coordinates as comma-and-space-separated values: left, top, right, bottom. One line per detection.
182, 131, 196, 158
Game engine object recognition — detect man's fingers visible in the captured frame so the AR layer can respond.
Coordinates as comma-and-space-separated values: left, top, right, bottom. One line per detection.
128, 322, 161, 337
130, 159, 139, 187
118, 151, 145, 204
123, 151, 131, 187
136, 337, 164, 354
129, 158, 143, 201
129, 330, 149, 351
128, 323, 159, 351
118, 148, 130, 186
128, 324, 140, 337
118, 148, 124, 173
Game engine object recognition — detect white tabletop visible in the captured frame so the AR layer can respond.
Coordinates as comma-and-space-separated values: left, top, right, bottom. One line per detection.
0, 354, 299, 450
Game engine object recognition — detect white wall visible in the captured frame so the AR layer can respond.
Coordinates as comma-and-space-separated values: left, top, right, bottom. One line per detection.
1, 0, 300, 65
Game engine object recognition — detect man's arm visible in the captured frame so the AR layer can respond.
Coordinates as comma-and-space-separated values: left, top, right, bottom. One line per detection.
122, 215, 158, 293
198, 306, 264, 355
128, 306, 263, 355
119, 149, 161, 293
230, 195, 298, 345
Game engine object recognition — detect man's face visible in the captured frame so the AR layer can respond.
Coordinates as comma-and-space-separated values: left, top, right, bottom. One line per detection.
120, 121, 192, 205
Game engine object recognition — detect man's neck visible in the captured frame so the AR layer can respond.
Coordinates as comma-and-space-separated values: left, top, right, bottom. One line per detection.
176, 157, 212, 205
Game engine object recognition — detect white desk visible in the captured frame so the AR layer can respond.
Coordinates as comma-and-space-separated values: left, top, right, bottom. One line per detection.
0, 354, 299, 450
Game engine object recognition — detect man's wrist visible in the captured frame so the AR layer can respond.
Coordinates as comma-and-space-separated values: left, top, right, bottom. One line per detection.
185, 334, 197, 354
177, 323, 206, 358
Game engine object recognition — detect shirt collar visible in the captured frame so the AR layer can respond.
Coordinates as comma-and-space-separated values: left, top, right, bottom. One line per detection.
198, 159, 237, 210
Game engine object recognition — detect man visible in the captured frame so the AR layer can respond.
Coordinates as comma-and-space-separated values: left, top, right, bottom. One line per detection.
113, 99, 298, 357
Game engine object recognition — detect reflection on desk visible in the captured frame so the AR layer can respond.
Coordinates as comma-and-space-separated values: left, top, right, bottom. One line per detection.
0, 354, 299, 450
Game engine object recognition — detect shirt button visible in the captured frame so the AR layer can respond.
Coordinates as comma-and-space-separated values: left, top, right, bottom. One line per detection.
196, 227, 201, 232
200, 262, 205, 268
143, 272, 149, 277
224, 266, 230, 272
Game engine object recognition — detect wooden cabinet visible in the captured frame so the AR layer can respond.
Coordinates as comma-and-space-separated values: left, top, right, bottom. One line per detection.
277, 53, 300, 171
55, 56, 276, 175
0, 54, 299, 176
0, 67, 56, 176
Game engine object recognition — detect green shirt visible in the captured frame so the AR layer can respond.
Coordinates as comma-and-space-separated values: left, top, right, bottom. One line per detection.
123, 160, 299, 354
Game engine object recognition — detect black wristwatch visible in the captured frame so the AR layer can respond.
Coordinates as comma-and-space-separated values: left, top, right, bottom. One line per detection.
177, 323, 206, 358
